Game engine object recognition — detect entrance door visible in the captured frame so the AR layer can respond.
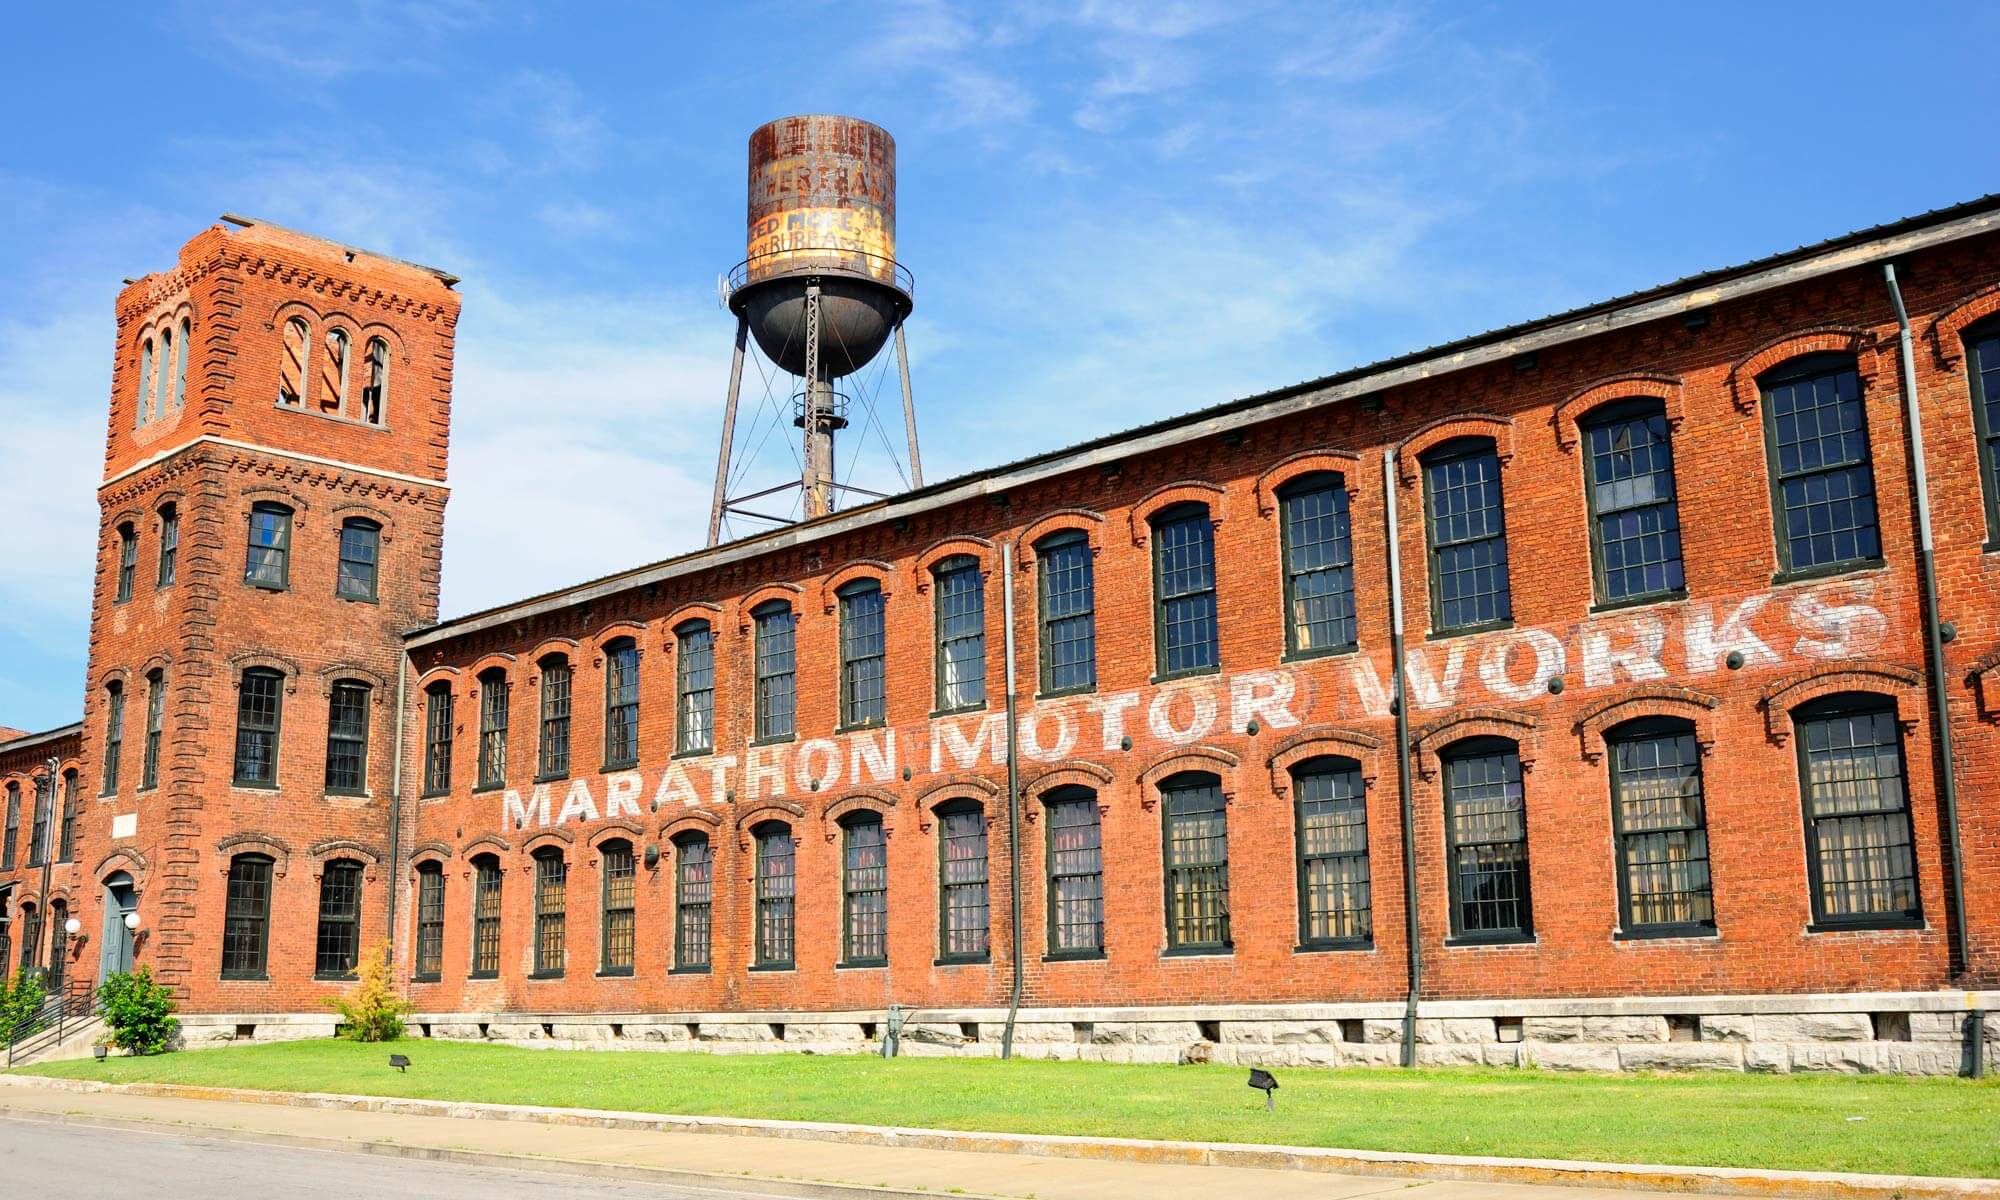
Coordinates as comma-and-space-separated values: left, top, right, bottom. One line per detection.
99, 874, 136, 979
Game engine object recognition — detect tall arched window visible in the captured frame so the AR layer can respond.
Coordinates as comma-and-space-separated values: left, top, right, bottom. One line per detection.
141, 668, 165, 792
673, 832, 712, 971
324, 679, 371, 795
101, 682, 124, 796
155, 324, 174, 420
221, 854, 273, 979
135, 336, 154, 428
0, 902, 10, 976
469, 854, 501, 978
674, 622, 714, 755
1150, 503, 1218, 677
244, 502, 293, 589
476, 668, 509, 790
173, 317, 190, 410
278, 316, 309, 407
414, 862, 445, 981
1582, 400, 1685, 606
599, 840, 636, 976
156, 503, 178, 588
1045, 787, 1103, 957
47, 899, 68, 992
28, 776, 51, 864
1422, 437, 1512, 633
532, 847, 567, 977
59, 769, 79, 863
937, 801, 989, 962
1160, 772, 1229, 952
752, 603, 796, 741
838, 580, 886, 728
1760, 355, 1881, 577
1, 783, 18, 870
1606, 717, 1713, 936
115, 523, 137, 603
422, 682, 453, 796
321, 328, 349, 416
1441, 737, 1532, 941
232, 668, 284, 787
933, 557, 986, 712
1794, 693, 1918, 927
602, 638, 639, 769
752, 821, 795, 968
1963, 318, 2000, 543
17, 903, 40, 971
314, 858, 363, 978
362, 337, 389, 425
536, 655, 572, 779
336, 519, 380, 601
1279, 473, 1357, 656
1292, 756, 1371, 948
840, 812, 888, 966
1036, 530, 1096, 695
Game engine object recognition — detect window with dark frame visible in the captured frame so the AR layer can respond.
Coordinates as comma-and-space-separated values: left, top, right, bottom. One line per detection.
115, 524, 137, 603
1150, 504, 1219, 677
47, 900, 68, 991
59, 770, 78, 863
1607, 719, 1714, 935
753, 823, 795, 967
537, 657, 572, 779
1036, 531, 1096, 694
1280, 474, 1357, 656
1161, 773, 1230, 951
422, 683, 453, 796
314, 859, 363, 978
157, 504, 178, 587
337, 519, 380, 600
325, 680, 371, 795
141, 668, 165, 791
1965, 321, 2000, 542
232, 668, 284, 787
26, 781, 49, 868
362, 337, 389, 425
244, 503, 292, 588
1795, 694, 1920, 927
841, 813, 889, 965
137, 336, 154, 427
1582, 402, 1685, 605
603, 638, 639, 768
17, 905, 38, 971
221, 854, 273, 979
600, 840, 636, 975
1761, 356, 1881, 576
753, 603, 797, 741
1046, 789, 1103, 956
1442, 738, 1533, 941
674, 833, 712, 970
1293, 758, 1371, 947
933, 557, 986, 711
2, 783, 17, 870
675, 622, 715, 754
278, 316, 308, 406
322, 328, 350, 416
937, 803, 989, 961
1423, 439, 1512, 632
477, 669, 508, 790
839, 581, 887, 728
0, 909, 9, 980
414, 863, 445, 980
101, 682, 124, 795
533, 849, 567, 976
470, 855, 502, 978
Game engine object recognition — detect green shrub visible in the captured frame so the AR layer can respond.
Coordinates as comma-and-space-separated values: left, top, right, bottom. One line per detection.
325, 943, 410, 1042
1, 969, 48, 1040
99, 968, 180, 1055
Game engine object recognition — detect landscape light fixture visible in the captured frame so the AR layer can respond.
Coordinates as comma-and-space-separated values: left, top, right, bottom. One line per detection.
389, 1053, 411, 1072
1247, 1068, 1279, 1111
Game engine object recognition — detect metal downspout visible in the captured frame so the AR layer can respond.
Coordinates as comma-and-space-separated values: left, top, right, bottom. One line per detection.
1883, 263, 1971, 977
386, 651, 408, 965
1000, 540, 1024, 1060
1383, 448, 1423, 1068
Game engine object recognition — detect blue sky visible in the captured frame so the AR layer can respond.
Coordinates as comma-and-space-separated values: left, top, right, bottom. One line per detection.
2, 1, 1995, 731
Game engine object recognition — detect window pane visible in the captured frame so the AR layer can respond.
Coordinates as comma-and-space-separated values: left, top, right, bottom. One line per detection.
424, 687, 453, 794
1766, 363, 1880, 571
755, 827, 795, 965
1038, 535, 1096, 693
755, 608, 796, 740
1976, 331, 2000, 535
840, 585, 887, 727
1048, 796, 1103, 953
675, 836, 712, 969
1295, 762, 1370, 943
1801, 706, 1917, 920
1610, 728, 1712, 928
478, 673, 509, 788
940, 807, 989, 958
935, 561, 986, 710
158, 507, 178, 586
1153, 509, 1218, 675
534, 853, 567, 975
1163, 778, 1229, 949
1425, 447, 1512, 629
601, 844, 636, 972
1586, 411, 1686, 602
539, 660, 571, 777
245, 506, 291, 587
1444, 744, 1532, 937
1283, 481, 1357, 653
314, 861, 362, 977
677, 626, 714, 754
233, 671, 282, 785
337, 522, 379, 599
472, 860, 502, 977
604, 642, 639, 766
415, 866, 445, 978
325, 681, 370, 793
843, 817, 888, 962
222, 856, 272, 977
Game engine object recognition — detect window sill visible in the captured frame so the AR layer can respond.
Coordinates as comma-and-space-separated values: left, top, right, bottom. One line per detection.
231, 781, 279, 792
420, 789, 451, 801
1281, 643, 1359, 665
336, 593, 380, 605
837, 958, 888, 971
1443, 933, 1536, 948
835, 720, 887, 736
220, 974, 269, 983
1160, 945, 1232, 959
1613, 924, 1717, 942
1036, 685, 1098, 702
527, 970, 565, 981
596, 968, 635, 979
1772, 558, 1887, 587
314, 973, 357, 983
323, 788, 370, 800
272, 398, 395, 434
1294, 939, 1373, 954
671, 747, 714, 761
471, 782, 505, 795
1150, 664, 1221, 686
929, 703, 988, 720
412, 973, 440, 984
1427, 617, 1513, 642
532, 772, 569, 785
600, 761, 640, 774
1589, 589, 1688, 616
749, 735, 796, 749
669, 964, 712, 976
468, 972, 498, 981
245, 581, 289, 593
1806, 915, 1924, 934
1042, 949, 1106, 963
934, 953, 991, 967
748, 962, 794, 973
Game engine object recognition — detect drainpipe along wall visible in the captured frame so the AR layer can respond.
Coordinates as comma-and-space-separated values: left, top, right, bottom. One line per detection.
1383, 448, 1423, 1067
1000, 539, 1024, 1059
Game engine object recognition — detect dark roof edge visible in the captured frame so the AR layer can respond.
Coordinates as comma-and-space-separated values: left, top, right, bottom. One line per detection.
0, 723, 84, 758
406, 194, 2000, 651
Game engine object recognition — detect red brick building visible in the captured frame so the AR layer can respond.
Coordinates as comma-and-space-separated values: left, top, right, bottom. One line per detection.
7, 199, 1999, 1071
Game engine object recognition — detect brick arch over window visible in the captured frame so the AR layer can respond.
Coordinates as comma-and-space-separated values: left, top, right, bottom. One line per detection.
1924, 282, 2000, 369
317, 662, 388, 696
736, 582, 805, 629
526, 638, 580, 674
660, 601, 722, 635
330, 501, 394, 538
911, 536, 995, 590
1573, 685, 1720, 762
823, 788, 898, 825
1553, 374, 1685, 453
459, 833, 513, 860
414, 665, 461, 693
94, 848, 149, 891
584, 621, 647, 661
915, 774, 1001, 810
1253, 448, 1362, 516
409, 842, 453, 869
1393, 413, 1514, 487
240, 484, 311, 514
586, 821, 645, 854
307, 838, 381, 870
1137, 745, 1238, 807
1266, 725, 1383, 794
820, 560, 895, 614
1128, 481, 1226, 548
734, 802, 805, 848
520, 829, 574, 858
1728, 327, 1876, 412
1016, 509, 1105, 565
227, 650, 302, 690
1970, 648, 2000, 720
659, 808, 722, 841
465, 653, 517, 686
1022, 760, 1114, 801
1409, 708, 1538, 779
1759, 661, 1923, 745
215, 832, 291, 878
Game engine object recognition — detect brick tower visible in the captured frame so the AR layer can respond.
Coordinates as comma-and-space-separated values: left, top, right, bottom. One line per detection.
83, 217, 458, 1011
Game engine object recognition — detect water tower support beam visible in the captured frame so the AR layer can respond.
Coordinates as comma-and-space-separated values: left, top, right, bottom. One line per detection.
895, 322, 923, 488
801, 284, 835, 519
706, 314, 750, 547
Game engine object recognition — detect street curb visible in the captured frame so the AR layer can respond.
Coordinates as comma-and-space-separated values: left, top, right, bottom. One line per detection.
0, 1106, 1005, 1200
3, 1072, 1995, 1199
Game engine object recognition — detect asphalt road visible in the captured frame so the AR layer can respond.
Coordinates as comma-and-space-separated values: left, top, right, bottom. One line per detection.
0, 1117, 822, 1199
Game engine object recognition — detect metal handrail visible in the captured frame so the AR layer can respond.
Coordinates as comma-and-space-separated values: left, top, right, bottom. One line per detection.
722, 248, 914, 304
4, 975, 96, 1067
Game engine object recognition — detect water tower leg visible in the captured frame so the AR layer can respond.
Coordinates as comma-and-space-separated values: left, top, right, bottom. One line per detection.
896, 321, 923, 488
707, 315, 749, 547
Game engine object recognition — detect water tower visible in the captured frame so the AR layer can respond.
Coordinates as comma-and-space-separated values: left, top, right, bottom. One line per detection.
707, 115, 923, 545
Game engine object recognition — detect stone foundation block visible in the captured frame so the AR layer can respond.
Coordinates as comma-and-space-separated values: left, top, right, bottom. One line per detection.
1754, 1013, 1871, 1042
1220, 1020, 1339, 1045
485, 1022, 546, 1040
624, 1024, 693, 1043
430, 1022, 485, 1040
1091, 1043, 1183, 1064
1415, 1043, 1484, 1067
1618, 1042, 1744, 1071
1579, 1016, 1668, 1042
1521, 1017, 1583, 1042
697, 1023, 780, 1042
902, 1024, 970, 1047
256, 1022, 338, 1042
1340, 1042, 1403, 1067
1483, 1043, 1523, 1068
786, 1023, 868, 1043
1092, 1021, 1203, 1045
1527, 1043, 1620, 1071
1433, 1018, 1497, 1044
549, 1023, 615, 1041
179, 1025, 240, 1047
1788, 1043, 1879, 1073
1875, 1043, 1961, 1076
983, 1021, 1072, 1044
1698, 1014, 1755, 1043
1743, 1043, 1791, 1073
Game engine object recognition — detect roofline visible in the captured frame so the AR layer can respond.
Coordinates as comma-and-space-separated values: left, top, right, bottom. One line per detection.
0, 723, 83, 759
406, 193, 2000, 651
219, 213, 461, 287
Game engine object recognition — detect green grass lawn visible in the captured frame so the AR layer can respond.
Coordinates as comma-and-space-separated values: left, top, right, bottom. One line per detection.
17, 1039, 1998, 1178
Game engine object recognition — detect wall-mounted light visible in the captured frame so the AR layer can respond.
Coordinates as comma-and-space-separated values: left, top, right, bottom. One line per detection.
124, 912, 142, 931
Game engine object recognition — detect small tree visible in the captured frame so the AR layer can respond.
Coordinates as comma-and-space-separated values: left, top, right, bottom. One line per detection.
99, 968, 179, 1056
1, 969, 48, 1041
326, 942, 410, 1042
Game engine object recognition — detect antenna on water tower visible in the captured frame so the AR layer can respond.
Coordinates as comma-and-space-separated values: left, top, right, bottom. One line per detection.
707, 115, 923, 547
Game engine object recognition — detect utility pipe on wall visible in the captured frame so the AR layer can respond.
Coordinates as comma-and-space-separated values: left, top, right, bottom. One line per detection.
1383, 448, 1423, 1068
386, 652, 408, 964
1000, 540, 1024, 1060
1883, 263, 1970, 977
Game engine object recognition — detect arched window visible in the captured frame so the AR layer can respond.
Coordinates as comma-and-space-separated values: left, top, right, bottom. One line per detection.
232, 668, 284, 787
838, 580, 886, 728
17, 903, 40, 971
1044, 787, 1103, 957
1793, 693, 1918, 927
101, 682, 125, 796
1605, 717, 1712, 935
752, 821, 795, 968
674, 621, 714, 755
536, 655, 572, 780
1036, 530, 1096, 695
173, 317, 190, 410
1422, 437, 1512, 633
361, 337, 389, 425
47, 899, 68, 992
155, 324, 174, 420
933, 557, 986, 712
115, 523, 137, 603
324, 679, 371, 795
0, 902, 10, 975
602, 638, 640, 769
141, 667, 166, 791
59, 769, 79, 863
1279, 473, 1357, 657
321, 328, 350, 416
599, 839, 636, 976
469, 854, 501, 978
752, 602, 796, 741
221, 854, 273, 979
840, 812, 888, 966
422, 682, 454, 796
1161, 771, 1230, 952
1963, 318, 2000, 543
135, 336, 154, 428
936, 801, 988, 962
1760, 355, 1881, 577
1441, 736, 1532, 941
413, 862, 445, 981
27, 779, 50, 868
532, 847, 567, 977
1, 783, 18, 870
244, 502, 293, 589
314, 859, 363, 978
476, 668, 509, 790
278, 316, 309, 407
337, 519, 380, 601
1292, 756, 1370, 948
156, 503, 178, 588
672, 832, 712, 971
1150, 503, 1218, 677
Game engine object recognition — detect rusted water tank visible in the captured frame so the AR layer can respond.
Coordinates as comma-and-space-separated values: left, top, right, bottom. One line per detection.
730, 115, 911, 379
